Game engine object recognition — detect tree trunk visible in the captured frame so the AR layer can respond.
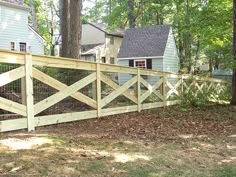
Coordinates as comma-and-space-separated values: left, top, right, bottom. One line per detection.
126, 0, 136, 28
231, 0, 236, 105
69, 0, 82, 59
184, 0, 192, 73
30, 0, 38, 31
60, 0, 70, 57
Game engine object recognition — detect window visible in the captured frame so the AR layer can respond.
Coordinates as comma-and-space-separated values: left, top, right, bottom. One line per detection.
110, 57, 115, 64
110, 36, 114, 45
10, 42, 15, 51
135, 60, 146, 68
102, 57, 106, 63
19, 42, 26, 52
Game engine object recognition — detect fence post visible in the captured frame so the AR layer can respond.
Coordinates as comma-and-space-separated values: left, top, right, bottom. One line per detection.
96, 63, 101, 118
181, 75, 184, 100
137, 68, 141, 112
25, 54, 35, 131
162, 76, 166, 107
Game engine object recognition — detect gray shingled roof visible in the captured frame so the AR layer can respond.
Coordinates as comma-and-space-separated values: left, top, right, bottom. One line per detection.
118, 25, 170, 58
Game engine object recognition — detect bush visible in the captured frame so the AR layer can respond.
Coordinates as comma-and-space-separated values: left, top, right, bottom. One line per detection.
180, 77, 231, 108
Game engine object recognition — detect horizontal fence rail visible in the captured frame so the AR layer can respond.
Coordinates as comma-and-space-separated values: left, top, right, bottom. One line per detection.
0, 50, 229, 132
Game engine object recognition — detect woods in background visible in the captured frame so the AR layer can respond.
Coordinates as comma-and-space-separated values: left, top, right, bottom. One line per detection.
84, 0, 232, 74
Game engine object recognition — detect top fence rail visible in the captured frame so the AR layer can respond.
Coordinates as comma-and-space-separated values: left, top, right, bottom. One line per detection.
0, 49, 228, 83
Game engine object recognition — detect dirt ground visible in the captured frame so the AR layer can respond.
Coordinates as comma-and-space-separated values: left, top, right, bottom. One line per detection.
0, 105, 236, 177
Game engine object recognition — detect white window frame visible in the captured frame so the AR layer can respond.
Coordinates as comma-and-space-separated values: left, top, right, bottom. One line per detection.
134, 59, 146, 68
19, 42, 27, 52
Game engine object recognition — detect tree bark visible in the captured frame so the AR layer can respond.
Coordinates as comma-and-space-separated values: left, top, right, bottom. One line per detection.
126, 0, 136, 28
69, 0, 82, 59
30, 0, 38, 31
231, 0, 236, 105
60, 0, 70, 57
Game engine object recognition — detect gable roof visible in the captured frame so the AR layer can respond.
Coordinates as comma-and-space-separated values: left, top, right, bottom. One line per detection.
0, 0, 29, 11
118, 25, 171, 59
88, 22, 124, 37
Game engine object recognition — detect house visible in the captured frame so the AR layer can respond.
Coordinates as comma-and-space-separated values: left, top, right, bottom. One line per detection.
80, 22, 124, 64
0, 0, 44, 54
117, 25, 179, 84
212, 69, 232, 81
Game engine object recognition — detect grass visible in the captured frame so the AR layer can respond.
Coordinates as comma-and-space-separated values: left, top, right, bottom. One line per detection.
0, 136, 235, 177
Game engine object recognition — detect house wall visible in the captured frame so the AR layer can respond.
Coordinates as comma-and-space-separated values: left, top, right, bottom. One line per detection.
0, 2, 44, 54
163, 28, 179, 73
97, 34, 123, 64
81, 24, 105, 45
118, 58, 163, 85
80, 55, 96, 62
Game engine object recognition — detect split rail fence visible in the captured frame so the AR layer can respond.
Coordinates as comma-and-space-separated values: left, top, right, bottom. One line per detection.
0, 50, 229, 132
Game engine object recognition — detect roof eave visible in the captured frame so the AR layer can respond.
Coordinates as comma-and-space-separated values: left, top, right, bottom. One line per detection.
118, 56, 163, 60
0, 1, 30, 11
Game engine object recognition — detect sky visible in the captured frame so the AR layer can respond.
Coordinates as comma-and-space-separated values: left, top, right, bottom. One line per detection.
83, 0, 95, 10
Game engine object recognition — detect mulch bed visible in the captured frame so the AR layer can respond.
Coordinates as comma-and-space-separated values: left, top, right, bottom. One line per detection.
37, 105, 236, 143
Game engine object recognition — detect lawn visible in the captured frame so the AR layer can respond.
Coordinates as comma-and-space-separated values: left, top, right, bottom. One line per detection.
0, 105, 235, 177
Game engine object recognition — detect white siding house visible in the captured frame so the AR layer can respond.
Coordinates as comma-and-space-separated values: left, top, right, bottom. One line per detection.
81, 22, 124, 64
117, 25, 179, 85
0, 0, 44, 54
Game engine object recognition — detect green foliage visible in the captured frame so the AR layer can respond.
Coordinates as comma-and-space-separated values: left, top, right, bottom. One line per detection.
83, 0, 233, 72
180, 78, 231, 108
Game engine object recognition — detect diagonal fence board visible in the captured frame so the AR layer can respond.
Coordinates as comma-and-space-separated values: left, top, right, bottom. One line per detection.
0, 50, 230, 133
140, 78, 164, 103
0, 96, 26, 116
140, 77, 164, 101
101, 73, 138, 104
0, 66, 25, 87
140, 77, 164, 100
34, 72, 96, 115
101, 76, 138, 108
33, 68, 97, 109
166, 79, 182, 99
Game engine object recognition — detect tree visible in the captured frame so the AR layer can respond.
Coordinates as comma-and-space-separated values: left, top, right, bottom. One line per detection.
60, 0, 82, 59
231, 0, 236, 105
126, 0, 136, 28
60, 0, 70, 57
69, 0, 82, 59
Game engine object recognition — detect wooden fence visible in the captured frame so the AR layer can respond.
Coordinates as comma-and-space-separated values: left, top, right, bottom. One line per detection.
0, 50, 229, 132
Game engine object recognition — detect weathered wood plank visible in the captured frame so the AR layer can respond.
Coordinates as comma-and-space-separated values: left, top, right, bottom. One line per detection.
0, 118, 27, 132
35, 110, 97, 127
34, 72, 96, 115
0, 97, 26, 116
33, 68, 97, 109
0, 66, 25, 87
101, 73, 138, 104
101, 76, 138, 108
